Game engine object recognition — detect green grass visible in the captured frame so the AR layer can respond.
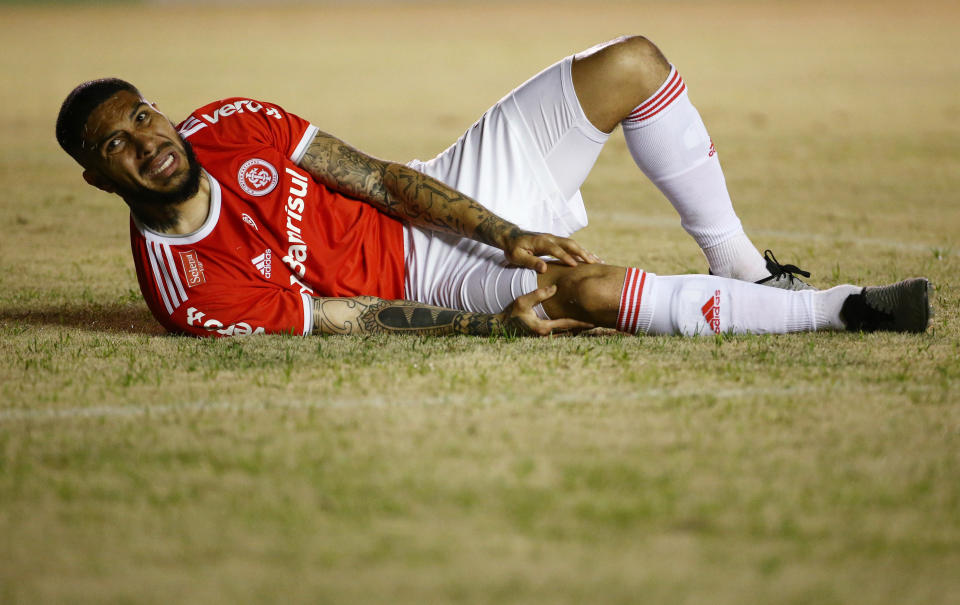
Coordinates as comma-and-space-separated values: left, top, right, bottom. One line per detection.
2, 1, 959, 603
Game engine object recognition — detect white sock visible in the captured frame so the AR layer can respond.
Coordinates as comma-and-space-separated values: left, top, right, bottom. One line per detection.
618, 271, 819, 336
621, 66, 768, 282
812, 285, 861, 330
701, 233, 769, 283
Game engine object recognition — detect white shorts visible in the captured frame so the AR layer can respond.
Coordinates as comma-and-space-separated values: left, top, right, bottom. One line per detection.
403, 56, 610, 316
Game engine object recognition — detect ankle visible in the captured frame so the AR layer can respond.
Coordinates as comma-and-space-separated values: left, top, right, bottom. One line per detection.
702, 233, 768, 282
813, 285, 861, 330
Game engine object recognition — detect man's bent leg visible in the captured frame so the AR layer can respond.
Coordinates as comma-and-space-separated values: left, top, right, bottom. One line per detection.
571, 36, 773, 283
405, 57, 612, 308
534, 263, 922, 335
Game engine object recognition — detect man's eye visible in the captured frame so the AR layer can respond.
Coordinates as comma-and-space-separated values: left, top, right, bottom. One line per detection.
105, 139, 123, 153
136, 111, 149, 123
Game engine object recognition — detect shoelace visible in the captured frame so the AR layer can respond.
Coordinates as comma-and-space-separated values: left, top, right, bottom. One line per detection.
762, 249, 811, 283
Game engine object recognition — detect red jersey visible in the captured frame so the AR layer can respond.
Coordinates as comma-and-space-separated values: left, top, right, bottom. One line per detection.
129, 98, 405, 337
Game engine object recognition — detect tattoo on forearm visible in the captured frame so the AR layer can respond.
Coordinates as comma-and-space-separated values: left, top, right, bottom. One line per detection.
312, 296, 531, 337
299, 131, 393, 208
381, 165, 518, 248
298, 130, 522, 249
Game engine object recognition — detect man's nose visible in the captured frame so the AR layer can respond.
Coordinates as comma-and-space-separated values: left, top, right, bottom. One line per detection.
134, 133, 159, 157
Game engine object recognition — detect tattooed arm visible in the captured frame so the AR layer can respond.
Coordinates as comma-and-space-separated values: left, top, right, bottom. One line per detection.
311, 286, 592, 337
297, 129, 599, 273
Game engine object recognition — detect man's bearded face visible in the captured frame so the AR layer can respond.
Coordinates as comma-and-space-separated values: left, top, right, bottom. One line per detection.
81, 90, 201, 213
111, 135, 201, 211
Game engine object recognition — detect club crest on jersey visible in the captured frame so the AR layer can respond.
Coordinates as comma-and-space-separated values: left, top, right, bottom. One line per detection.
179, 250, 206, 288
238, 158, 278, 197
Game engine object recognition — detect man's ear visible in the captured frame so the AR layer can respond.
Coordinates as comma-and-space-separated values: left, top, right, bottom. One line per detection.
83, 169, 116, 193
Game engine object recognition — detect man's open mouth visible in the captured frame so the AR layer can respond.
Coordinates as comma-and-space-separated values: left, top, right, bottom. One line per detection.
145, 150, 178, 179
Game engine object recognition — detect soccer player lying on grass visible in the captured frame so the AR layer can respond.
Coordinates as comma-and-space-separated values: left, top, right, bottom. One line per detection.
56, 36, 931, 338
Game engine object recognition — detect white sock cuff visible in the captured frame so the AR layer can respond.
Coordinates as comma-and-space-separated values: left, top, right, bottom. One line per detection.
621, 65, 687, 129
785, 290, 818, 332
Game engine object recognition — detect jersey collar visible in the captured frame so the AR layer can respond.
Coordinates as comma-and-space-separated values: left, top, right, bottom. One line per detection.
133, 170, 222, 245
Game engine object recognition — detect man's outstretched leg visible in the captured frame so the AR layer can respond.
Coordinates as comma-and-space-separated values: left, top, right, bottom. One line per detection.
537, 263, 931, 336
570, 36, 810, 289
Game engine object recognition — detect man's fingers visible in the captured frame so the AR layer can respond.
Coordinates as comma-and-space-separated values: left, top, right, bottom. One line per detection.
516, 284, 557, 308
575, 247, 604, 265
545, 318, 594, 331
508, 286, 595, 337
526, 317, 593, 336
550, 244, 579, 267
544, 236, 602, 267
506, 232, 603, 271
511, 248, 549, 273
558, 239, 600, 265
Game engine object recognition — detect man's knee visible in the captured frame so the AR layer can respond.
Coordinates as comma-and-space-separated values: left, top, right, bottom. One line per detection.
572, 36, 672, 132
540, 264, 624, 324
602, 36, 670, 79
577, 36, 670, 83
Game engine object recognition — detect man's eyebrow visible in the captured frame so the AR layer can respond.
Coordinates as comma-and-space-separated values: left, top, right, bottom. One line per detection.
128, 101, 147, 120
93, 102, 148, 150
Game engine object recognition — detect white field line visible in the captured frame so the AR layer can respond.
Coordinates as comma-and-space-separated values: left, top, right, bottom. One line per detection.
0, 382, 915, 423
593, 212, 953, 254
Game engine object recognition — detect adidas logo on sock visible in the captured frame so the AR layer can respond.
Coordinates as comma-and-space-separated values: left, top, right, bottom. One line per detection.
252, 249, 272, 278
701, 289, 722, 334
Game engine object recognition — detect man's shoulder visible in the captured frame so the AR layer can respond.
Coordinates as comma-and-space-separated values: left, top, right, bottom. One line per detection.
177, 98, 289, 140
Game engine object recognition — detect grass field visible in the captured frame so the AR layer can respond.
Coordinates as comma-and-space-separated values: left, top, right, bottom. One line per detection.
2, 1, 959, 603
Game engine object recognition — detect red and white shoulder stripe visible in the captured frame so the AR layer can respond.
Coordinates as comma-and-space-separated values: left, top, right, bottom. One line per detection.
623, 67, 686, 126
131, 173, 224, 316
144, 240, 189, 315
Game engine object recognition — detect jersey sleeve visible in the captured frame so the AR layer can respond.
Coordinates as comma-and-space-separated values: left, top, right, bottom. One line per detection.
130, 235, 313, 337
171, 284, 313, 337
177, 97, 318, 163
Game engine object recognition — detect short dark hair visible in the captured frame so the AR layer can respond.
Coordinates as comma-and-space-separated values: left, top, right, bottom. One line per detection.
56, 78, 141, 162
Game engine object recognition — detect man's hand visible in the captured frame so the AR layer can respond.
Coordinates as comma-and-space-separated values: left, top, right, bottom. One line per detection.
497, 285, 595, 336
500, 229, 602, 274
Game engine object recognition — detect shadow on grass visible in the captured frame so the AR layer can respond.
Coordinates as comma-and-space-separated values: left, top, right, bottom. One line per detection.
1, 304, 628, 339
0, 301, 165, 335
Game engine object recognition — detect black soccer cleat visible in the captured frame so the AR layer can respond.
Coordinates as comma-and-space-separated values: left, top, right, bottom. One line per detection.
840, 278, 933, 333
755, 250, 816, 291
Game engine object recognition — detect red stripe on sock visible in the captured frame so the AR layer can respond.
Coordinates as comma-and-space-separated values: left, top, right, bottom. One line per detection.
617, 268, 646, 334
617, 268, 639, 332
626, 80, 687, 124
627, 72, 684, 119
628, 82, 687, 123
624, 274, 641, 332
631, 270, 648, 333
629, 70, 680, 116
